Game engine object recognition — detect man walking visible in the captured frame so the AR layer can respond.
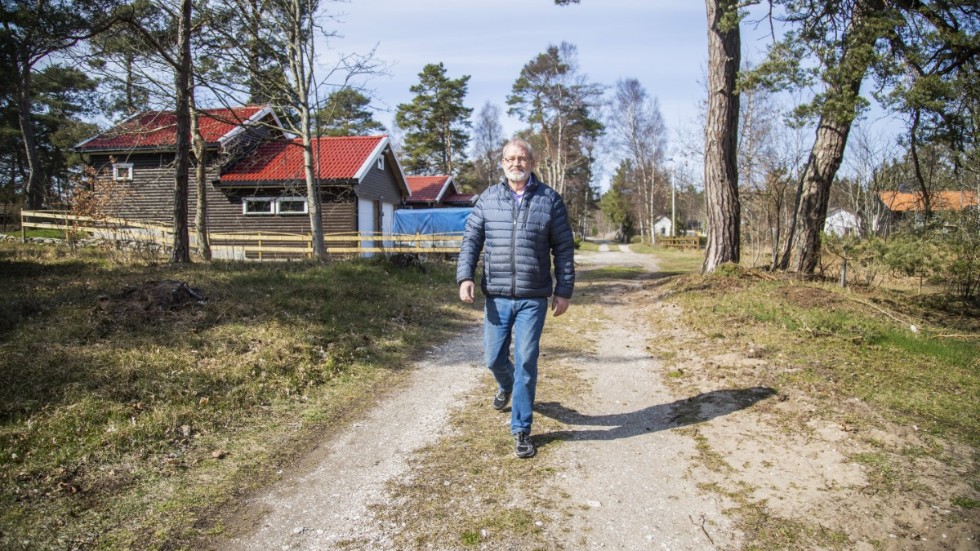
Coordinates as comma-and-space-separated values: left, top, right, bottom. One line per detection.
457, 138, 575, 459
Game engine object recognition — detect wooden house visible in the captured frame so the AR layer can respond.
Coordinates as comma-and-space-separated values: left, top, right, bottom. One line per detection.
75, 106, 409, 245
878, 190, 978, 230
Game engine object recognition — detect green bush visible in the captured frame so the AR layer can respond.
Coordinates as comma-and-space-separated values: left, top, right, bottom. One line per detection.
826, 212, 979, 300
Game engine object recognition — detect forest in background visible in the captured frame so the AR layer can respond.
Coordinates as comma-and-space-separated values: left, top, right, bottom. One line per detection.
1, 1, 976, 285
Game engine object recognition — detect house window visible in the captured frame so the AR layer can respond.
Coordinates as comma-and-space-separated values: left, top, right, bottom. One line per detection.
377, 156, 385, 171
243, 197, 275, 215
277, 197, 308, 215
113, 163, 133, 181
243, 196, 308, 216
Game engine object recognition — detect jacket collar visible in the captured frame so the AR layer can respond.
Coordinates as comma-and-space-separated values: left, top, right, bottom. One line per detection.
498, 172, 539, 195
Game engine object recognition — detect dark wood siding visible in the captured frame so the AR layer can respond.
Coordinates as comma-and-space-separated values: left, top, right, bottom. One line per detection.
354, 151, 404, 203
90, 152, 185, 225
89, 151, 358, 236
203, 187, 355, 234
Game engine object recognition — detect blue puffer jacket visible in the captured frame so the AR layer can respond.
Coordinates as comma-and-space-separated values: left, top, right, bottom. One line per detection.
456, 174, 575, 299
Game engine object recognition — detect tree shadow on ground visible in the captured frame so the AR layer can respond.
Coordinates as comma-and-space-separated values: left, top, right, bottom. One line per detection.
534, 387, 776, 446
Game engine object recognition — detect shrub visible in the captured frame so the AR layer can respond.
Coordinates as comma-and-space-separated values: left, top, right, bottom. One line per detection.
825, 211, 978, 301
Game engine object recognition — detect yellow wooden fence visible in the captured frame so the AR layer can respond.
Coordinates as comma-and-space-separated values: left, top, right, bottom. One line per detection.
19, 210, 463, 259
655, 236, 701, 250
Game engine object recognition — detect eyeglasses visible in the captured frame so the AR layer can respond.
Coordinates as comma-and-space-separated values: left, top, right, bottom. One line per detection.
502, 156, 530, 165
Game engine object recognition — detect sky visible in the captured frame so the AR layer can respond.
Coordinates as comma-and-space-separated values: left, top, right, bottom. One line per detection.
325, 1, 720, 142
317, 1, 899, 190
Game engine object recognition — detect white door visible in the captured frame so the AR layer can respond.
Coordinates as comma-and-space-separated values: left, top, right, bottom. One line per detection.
357, 198, 376, 257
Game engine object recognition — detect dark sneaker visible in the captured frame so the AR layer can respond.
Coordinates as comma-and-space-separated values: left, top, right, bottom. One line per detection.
514, 431, 536, 458
492, 389, 511, 411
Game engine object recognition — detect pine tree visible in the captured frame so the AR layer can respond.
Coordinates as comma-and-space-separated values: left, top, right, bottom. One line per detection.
316, 88, 385, 136
395, 63, 472, 176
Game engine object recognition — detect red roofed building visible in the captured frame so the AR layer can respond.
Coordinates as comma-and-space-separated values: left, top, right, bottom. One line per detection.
403, 175, 476, 208
76, 106, 410, 256
879, 190, 978, 213
76, 105, 274, 152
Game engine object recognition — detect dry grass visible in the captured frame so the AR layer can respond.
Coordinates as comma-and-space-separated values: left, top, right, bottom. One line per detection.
0, 241, 474, 550
649, 268, 979, 548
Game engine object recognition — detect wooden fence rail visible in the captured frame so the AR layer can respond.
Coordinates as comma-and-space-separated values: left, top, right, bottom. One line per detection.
655, 236, 701, 250
20, 210, 463, 260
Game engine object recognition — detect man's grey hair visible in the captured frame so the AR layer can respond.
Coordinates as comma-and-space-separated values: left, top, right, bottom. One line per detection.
502, 138, 535, 161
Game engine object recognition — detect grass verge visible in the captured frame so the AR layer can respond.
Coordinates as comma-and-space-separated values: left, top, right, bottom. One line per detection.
0, 241, 474, 550
667, 273, 978, 447
653, 267, 979, 548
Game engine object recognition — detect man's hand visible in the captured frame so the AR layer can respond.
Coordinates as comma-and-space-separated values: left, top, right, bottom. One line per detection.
459, 280, 475, 303
551, 296, 570, 317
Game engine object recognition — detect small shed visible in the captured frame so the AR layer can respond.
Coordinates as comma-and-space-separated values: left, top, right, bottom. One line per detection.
824, 208, 860, 237
652, 215, 673, 236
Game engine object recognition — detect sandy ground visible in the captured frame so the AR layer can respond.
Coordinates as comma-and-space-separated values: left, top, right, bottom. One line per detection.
538, 243, 739, 549
209, 243, 978, 550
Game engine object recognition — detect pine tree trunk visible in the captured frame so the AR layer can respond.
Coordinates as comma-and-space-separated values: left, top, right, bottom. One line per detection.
777, 2, 878, 274
779, 117, 853, 274
169, 0, 193, 264
702, 0, 741, 273
17, 65, 45, 210
191, 105, 211, 261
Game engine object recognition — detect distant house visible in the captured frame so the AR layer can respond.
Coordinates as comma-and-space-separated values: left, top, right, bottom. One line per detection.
75, 105, 409, 245
879, 190, 978, 216
652, 215, 672, 236
403, 175, 476, 208
824, 207, 860, 237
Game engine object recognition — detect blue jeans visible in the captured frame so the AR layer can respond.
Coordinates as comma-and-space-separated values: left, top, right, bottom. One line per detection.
484, 296, 548, 435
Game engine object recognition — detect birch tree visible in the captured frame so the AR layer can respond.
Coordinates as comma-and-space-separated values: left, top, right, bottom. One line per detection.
470, 101, 505, 190
207, 0, 382, 260
607, 78, 668, 244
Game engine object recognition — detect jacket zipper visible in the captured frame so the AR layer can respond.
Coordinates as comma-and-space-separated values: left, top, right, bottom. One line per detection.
511, 188, 518, 296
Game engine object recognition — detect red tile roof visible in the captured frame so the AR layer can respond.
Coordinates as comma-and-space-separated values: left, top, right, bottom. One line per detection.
879, 190, 978, 212
77, 106, 268, 151
444, 192, 476, 205
221, 135, 386, 183
405, 175, 451, 202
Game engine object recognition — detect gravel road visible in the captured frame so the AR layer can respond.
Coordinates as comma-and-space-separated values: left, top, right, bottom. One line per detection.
211, 244, 741, 550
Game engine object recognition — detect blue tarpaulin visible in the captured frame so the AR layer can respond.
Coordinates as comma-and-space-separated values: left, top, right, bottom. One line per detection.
392, 208, 472, 235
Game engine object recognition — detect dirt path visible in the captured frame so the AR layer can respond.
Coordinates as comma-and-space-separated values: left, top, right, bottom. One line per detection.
214, 329, 487, 550
539, 244, 739, 549
209, 244, 761, 549
212, 246, 977, 550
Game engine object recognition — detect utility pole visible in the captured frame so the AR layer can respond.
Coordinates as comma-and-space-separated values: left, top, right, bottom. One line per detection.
668, 157, 677, 237
671, 168, 676, 237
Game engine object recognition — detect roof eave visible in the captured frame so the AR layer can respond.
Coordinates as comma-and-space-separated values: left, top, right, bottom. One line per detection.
434, 176, 453, 202
217, 105, 282, 145
216, 177, 357, 188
